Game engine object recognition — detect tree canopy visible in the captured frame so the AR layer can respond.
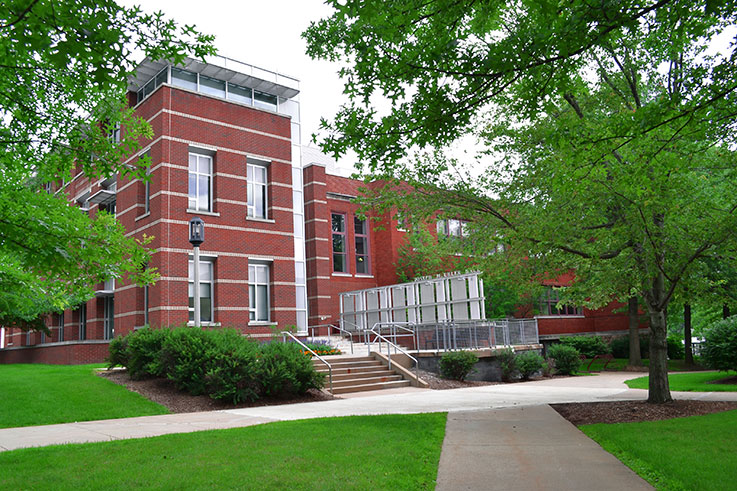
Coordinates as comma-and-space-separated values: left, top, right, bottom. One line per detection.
306, 0, 737, 402
0, 0, 214, 329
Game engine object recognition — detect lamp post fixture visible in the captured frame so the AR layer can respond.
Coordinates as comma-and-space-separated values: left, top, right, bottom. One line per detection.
188, 217, 205, 326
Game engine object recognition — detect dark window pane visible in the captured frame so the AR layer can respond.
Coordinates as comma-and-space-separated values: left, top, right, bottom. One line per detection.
334, 253, 346, 273
332, 214, 345, 232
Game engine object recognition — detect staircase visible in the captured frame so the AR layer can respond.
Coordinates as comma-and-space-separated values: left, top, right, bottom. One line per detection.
313, 356, 412, 395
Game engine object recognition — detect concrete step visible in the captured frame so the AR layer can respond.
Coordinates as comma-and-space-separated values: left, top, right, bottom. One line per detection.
312, 356, 374, 365
330, 369, 397, 382
316, 365, 386, 376
331, 374, 404, 388
331, 379, 411, 395
315, 361, 383, 372
315, 360, 382, 370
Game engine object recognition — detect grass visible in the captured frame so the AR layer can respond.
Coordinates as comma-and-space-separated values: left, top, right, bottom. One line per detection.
581, 410, 737, 490
625, 371, 737, 392
0, 364, 168, 428
579, 358, 699, 373
0, 413, 446, 490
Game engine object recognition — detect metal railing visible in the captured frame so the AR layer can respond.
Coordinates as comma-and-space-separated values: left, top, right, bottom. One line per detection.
412, 319, 539, 352
307, 323, 355, 354
363, 322, 418, 351
281, 331, 333, 394
364, 327, 421, 385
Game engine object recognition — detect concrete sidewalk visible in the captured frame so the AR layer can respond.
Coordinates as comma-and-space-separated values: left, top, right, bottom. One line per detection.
2, 372, 736, 452
436, 406, 652, 490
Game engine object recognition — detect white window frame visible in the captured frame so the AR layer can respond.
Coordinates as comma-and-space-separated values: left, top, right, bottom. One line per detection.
247, 162, 268, 219
188, 152, 213, 212
79, 304, 87, 340
188, 258, 214, 323
249, 263, 270, 322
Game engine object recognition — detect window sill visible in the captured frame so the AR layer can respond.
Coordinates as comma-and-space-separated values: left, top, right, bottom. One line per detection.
187, 322, 222, 327
355, 274, 374, 278
135, 212, 151, 222
187, 209, 220, 217
248, 321, 276, 326
331, 272, 352, 277
246, 216, 275, 224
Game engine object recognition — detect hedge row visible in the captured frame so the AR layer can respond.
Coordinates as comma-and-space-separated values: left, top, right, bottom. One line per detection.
108, 327, 325, 404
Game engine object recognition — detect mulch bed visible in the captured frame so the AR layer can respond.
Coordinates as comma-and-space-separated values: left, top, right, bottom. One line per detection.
416, 369, 499, 390
552, 400, 737, 425
97, 370, 334, 414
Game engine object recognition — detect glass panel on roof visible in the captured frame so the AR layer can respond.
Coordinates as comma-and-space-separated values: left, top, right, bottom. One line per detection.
199, 75, 225, 98
171, 68, 197, 91
254, 91, 277, 112
228, 83, 252, 105
155, 68, 168, 87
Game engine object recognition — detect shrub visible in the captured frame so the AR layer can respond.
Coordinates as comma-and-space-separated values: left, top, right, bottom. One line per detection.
204, 330, 261, 404
496, 348, 517, 382
547, 344, 580, 375
541, 357, 555, 377
258, 342, 325, 397
559, 336, 609, 358
667, 335, 685, 360
516, 351, 544, 380
158, 328, 218, 395
439, 351, 478, 381
123, 327, 172, 379
701, 316, 737, 372
609, 334, 649, 359
106, 334, 129, 369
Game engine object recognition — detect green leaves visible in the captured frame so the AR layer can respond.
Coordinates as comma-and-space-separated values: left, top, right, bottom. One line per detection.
0, 0, 214, 328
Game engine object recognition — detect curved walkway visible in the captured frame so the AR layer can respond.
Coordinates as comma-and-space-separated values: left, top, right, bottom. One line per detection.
2, 372, 734, 453
4, 373, 737, 489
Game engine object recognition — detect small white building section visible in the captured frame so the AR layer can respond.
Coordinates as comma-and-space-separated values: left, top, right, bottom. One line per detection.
340, 271, 485, 331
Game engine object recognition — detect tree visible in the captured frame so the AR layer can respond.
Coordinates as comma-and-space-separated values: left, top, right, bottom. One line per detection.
0, 0, 215, 330
305, 1, 737, 403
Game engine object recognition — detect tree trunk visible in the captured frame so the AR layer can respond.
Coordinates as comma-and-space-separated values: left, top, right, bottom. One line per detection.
646, 272, 672, 403
628, 296, 642, 366
724, 304, 731, 319
684, 303, 693, 366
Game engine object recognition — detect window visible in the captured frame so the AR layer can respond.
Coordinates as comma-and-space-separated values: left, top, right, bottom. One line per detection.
354, 216, 370, 274
332, 213, 347, 273
228, 82, 252, 105
188, 259, 213, 323
199, 74, 225, 98
539, 287, 582, 316
249, 263, 270, 322
247, 163, 268, 219
171, 67, 197, 91
58, 312, 64, 342
103, 297, 114, 340
79, 304, 87, 340
142, 150, 151, 214
108, 123, 120, 144
188, 152, 212, 212
254, 90, 277, 112
143, 284, 150, 326
436, 218, 466, 240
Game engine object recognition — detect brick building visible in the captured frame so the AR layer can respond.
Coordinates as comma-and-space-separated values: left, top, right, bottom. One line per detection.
0, 56, 642, 364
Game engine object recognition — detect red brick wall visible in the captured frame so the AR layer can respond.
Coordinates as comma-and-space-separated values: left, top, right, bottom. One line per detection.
0, 342, 110, 365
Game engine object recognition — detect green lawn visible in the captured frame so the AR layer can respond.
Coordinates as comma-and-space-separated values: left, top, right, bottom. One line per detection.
580, 358, 698, 373
0, 364, 168, 428
0, 413, 446, 490
625, 371, 737, 392
581, 410, 737, 490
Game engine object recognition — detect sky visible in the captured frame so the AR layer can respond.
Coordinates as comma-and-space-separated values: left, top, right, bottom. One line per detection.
124, 0, 354, 170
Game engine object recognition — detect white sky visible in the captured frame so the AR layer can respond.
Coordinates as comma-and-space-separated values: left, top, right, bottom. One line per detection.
126, 0, 354, 170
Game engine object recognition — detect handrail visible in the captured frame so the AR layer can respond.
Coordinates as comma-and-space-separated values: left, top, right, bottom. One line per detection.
307, 323, 354, 354
370, 322, 418, 351
281, 331, 333, 394
365, 328, 420, 385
